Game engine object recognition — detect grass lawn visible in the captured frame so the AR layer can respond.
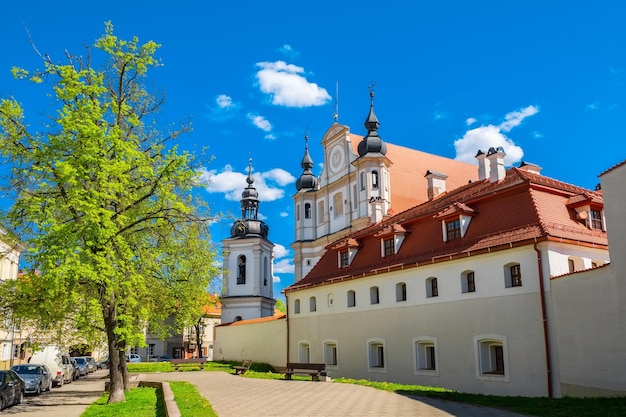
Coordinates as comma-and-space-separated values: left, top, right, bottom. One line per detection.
169, 381, 218, 417
81, 386, 166, 417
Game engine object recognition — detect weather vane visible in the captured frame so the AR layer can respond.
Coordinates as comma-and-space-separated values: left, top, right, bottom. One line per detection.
369, 80, 377, 104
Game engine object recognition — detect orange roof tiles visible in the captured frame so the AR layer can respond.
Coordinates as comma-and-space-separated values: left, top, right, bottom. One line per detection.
286, 167, 608, 292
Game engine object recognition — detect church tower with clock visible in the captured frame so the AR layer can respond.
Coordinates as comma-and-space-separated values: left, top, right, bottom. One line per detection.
221, 159, 276, 322
291, 89, 479, 282
292, 90, 392, 282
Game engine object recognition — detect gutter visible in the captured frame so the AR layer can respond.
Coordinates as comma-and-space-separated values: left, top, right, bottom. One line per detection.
534, 240, 553, 398
285, 294, 290, 366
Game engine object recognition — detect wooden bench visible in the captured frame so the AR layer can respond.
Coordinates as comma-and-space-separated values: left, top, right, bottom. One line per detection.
234, 359, 252, 375
284, 363, 328, 381
171, 358, 206, 371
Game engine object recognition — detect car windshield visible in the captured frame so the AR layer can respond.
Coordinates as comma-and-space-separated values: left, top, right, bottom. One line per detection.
75, 358, 86, 364
12, 365, 40, 374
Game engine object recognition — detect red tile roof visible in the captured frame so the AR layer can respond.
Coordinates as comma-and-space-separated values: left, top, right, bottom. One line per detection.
285, 168, 607, 292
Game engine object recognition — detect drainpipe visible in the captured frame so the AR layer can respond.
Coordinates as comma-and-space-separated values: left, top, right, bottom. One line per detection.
534, 241, 553, 398
285, 294, 290, 366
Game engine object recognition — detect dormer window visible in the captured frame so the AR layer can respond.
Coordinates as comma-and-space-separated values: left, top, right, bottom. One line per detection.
332, 238, 360, 268
590, 209, 603, 230
383, 238, 394, 256
339, 251, 349, 268
566, 192, 604, 231
435, 202, 475, 242
446, 219, 461, 240
374, 223, 407, 258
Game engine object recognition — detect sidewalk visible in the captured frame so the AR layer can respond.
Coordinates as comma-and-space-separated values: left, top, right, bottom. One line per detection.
142, 371, 532, 417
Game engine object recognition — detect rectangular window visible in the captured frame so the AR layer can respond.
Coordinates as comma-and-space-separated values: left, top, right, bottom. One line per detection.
148, 344, 155, 357
431, 278, 438, 297
370, 287, 379, 304
511, 265, 522, 287
467, 272, 475, 293
369, 343, 384, 368
339, 251, 349, 268
446, 219, 461, 240
396, 283, 407, 302
383, 238, 395, 257
324, 343, 338, 366
568, 259, 575, 273
590, 210, 603, 230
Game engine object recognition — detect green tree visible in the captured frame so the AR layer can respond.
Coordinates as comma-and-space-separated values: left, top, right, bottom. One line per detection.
275, 298, 286, 313
0, 23, 218, 403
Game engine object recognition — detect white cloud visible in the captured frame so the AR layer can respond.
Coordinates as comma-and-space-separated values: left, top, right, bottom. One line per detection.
273, 258, 294, 274
265, 133, 277, 140
255, 61, 331, 107
586, 102, 599, 112
247, 113, 273, 132
278, 44, 300, 59
216, 94, 234, 108
454, 106, 538, 166
198, 165, 295, 202
499, 105, 539, 132
279, 212, 288, 217
208, 94, 240, 121
466, 117, 477, 126
273, 244, 290, 259
273, 275, 281, 283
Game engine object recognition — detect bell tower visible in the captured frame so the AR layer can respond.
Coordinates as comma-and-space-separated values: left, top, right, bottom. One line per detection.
221, 159, 275, 323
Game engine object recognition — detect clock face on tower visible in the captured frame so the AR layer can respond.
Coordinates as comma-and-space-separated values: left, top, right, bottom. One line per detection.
329, 145, 345, 174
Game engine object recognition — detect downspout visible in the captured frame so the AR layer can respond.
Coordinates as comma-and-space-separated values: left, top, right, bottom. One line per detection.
285, 293, 290, 366
534, 241, 553, 398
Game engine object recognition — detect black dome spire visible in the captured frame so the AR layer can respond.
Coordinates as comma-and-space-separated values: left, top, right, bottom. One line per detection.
296, 133, 318, 191
358, 87, 387, 157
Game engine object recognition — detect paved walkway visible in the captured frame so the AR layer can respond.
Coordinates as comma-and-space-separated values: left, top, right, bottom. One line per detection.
142, 372, 532, 417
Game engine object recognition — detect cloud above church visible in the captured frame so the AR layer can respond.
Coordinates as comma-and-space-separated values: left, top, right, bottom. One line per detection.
255, 61, 331, 107
198, 164, 295, 202
454, 105, 539, 166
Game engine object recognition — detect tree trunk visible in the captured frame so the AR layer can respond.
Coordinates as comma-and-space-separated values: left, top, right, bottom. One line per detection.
195, 320, 203, 358
103, 295, 125, 403
120, 349, 129, 391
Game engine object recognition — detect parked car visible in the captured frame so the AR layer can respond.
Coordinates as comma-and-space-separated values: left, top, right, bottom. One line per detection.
0, 370, 24, 410
126, 354, 141, 363
74, 357, 89, 376
156, 355, 172, 362
96, 358, 108, 370
85, 356, 96, 373
70, 358, 83, 379
29, 345, 73, 387
11, 364, 52, 395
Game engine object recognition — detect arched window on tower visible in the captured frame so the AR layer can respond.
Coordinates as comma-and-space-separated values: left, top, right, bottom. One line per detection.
237, 255, 246, 285
372, 171, 379, 189
264, 257, 268, 286
305, 203, 311, 219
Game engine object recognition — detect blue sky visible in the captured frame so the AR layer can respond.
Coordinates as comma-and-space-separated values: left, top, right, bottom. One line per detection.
2, 1, 626, 298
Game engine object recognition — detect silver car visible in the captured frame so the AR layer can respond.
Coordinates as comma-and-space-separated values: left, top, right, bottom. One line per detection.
11, 364, 52, 395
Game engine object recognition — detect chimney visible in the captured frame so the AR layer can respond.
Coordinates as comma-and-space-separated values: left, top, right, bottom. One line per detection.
486, 147, 506, 183
425, 170, 448, 200
369, 196, 385, 224
475, 150, 490, 180
518, 161, 542, 175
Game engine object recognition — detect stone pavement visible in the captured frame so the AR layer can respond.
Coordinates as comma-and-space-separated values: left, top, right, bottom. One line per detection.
142, 371, 533, 417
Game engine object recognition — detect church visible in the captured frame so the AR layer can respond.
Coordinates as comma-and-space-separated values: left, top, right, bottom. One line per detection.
215, 93, 624, 398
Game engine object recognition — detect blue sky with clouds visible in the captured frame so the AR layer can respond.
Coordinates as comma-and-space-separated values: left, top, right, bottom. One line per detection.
2, 1, 626, 298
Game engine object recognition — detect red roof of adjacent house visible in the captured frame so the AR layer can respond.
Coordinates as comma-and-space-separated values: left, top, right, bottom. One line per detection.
285, 168, 607, 292
216, 313, 286, 327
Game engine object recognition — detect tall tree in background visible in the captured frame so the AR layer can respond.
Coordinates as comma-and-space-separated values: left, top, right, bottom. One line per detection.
0, 23, 218, 403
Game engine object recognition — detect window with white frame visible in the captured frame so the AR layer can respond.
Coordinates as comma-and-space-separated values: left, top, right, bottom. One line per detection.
339, 250, 349, 268
426, 277, 438, 298
396, 282, 407, 302
367, 339, 386, 371
309, 296, 317, 312
304, 203, 311, 219
475, 334, 509, 381
360, 172, 365, 191
347, 290, 356, 307
237, 255, 246, 285
413, 337, 438, 376
370, 286, 380, 304
324, 341, 338, 366
504, 263, 522, 287
446, 219, 461, 240
298, 341, 310, 363
383, 238, 395, 257
296, 203, 300, 221
589, 209, 603, 230
294, 299, 301, 314
264, 256, 268, 286
461, 270, 476, 293
372, 170, 379, 189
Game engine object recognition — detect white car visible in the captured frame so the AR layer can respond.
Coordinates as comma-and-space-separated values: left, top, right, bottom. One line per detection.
126, 354, 141, 363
